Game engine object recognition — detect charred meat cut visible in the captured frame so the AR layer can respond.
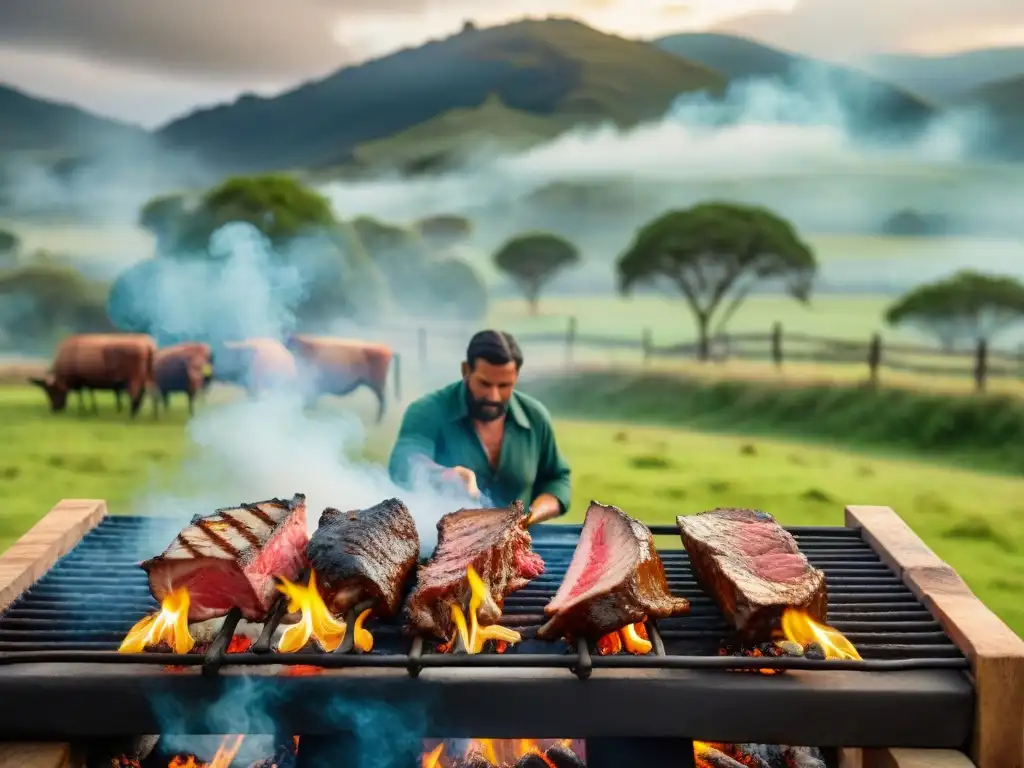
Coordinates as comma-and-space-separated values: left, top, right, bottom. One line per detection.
404, 502, 545, 640
537, 501, 689, 641
306, 498, 419, 616
142, 494, 309, 622
677, 508, 827, 641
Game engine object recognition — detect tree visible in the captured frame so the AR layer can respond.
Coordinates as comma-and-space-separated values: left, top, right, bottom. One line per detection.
617, 203, 816, 360
493, 232, 580, 315
424, 258, 488, 320
172, 175, 336, 255
0, 263, 112, 349
415, 214, 473, 250
0, 228, 20, 267
138, 193, 187, 251
884, 271, 1024, 350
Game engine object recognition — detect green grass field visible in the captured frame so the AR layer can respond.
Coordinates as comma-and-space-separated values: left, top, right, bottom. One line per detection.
2, 384, 1021, 637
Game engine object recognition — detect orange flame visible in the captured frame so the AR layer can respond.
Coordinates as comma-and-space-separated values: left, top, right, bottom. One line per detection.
423, 739, 574, 767
596, 622, 651, 655
275, 571, 373, 653
447, 565, 522, 654
781, 608, 861, 660
119, 586, 194, 654
167, 735, 245, 768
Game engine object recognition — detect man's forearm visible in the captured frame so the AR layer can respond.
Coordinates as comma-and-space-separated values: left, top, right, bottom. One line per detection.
527, 493, 563, 525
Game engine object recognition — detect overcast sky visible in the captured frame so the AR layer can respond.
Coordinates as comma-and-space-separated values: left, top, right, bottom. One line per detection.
0, 0, 1021, 128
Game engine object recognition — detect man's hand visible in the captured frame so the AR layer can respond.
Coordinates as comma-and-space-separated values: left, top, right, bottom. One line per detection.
526, 493, 562, 525
441, 466, 479, 499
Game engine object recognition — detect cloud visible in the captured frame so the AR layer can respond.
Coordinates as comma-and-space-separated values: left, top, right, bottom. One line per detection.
718, 0, 1024, 59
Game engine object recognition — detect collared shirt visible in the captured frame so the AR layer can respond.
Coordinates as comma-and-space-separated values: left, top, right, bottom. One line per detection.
387, 381, 572, 515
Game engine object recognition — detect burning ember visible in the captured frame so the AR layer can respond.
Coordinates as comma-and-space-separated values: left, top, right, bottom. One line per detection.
440, 566, 522, 654
694, 741, 826, 768
275, 571, 373, 653
422, 739, 582, 768
119, 586, 194, 654
720, 609, 861, 674
596, 621, 652, 655
780, 608, 860, 661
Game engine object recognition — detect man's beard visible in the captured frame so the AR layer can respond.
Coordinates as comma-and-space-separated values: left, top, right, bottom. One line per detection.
466, 389, 508, 422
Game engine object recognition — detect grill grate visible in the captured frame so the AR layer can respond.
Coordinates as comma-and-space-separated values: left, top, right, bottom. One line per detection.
0, 517, 968, 677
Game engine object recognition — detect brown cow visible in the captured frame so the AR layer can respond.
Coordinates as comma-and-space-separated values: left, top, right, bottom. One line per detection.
286, 335, 393, 421
30, 334, 157, 418
220, 338, 298, 396
152, 342, 214, 416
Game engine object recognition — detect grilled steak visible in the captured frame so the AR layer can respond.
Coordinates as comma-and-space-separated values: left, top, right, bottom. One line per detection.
404, 502, 545, 640
677, 508, 827, 641
142, 494, 309, 622
537, 501, 689, 641
306, 498, 419, 617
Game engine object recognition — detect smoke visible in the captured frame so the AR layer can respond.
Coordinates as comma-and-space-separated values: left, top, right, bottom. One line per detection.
320, 70, 1019, 259
127, 221, 484, 556
152, 677, 430, 767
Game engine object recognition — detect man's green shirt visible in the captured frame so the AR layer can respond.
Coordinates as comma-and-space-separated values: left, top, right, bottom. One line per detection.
387, 381, 572, 515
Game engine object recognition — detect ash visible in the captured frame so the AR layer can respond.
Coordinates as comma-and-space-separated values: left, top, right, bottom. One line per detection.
724, 744, 827, 768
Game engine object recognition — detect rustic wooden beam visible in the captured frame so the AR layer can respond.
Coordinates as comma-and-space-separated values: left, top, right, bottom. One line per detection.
846, 505, 1023, 768
0, 499, 107, 613
862, 748, 976, 768
0, 500, 107, 767
0, 742, 71, 768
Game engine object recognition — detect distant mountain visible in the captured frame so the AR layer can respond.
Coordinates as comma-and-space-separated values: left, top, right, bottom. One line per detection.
956, 75, 1024, 159
654, 33, 937, 136
866, 48, 1024, 104
0, 83, 145, 155
156, 18, 727, 173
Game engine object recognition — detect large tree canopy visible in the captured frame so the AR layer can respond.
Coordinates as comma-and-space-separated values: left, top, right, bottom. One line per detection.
0, 263, 112, 350
159, 175, 337, 256
0, 227, 20, 266
415, 214, 473, 250
493, 232, 580, 315
884, 270, 1024, 349
617, 203, 816, 359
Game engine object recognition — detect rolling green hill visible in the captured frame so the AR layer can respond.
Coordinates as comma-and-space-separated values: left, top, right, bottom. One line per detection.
654, 32, 937, 134
156, 18, 727, 173
0, 83, 145, 154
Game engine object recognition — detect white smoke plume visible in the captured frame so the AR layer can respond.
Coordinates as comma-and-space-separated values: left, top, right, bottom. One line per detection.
128, 221, 481, 557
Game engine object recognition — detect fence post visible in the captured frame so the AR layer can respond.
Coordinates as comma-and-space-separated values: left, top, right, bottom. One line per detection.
392, 352, 402, 401
771, 322, 783, 369
417, 327, 427, 371
867, 333, 882, 387
974, 338, 988, 392
565, 316, 577, 367
642, 328, 652, 364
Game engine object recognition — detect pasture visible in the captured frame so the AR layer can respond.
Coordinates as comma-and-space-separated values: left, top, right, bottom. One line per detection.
1, 383, 1021, 637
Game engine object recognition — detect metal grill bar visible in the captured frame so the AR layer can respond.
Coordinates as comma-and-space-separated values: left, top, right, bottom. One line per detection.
0, 517, 967, 676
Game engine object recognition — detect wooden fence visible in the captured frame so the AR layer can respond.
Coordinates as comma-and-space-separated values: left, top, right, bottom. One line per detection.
395, 318, 1024, 393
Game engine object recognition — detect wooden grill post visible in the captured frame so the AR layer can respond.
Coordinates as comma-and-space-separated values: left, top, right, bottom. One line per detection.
0, 499, 107, 768
844, 505, 1024, 768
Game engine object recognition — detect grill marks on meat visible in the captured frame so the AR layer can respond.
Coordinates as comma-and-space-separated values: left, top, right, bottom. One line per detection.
677, 508, 827, 641
537, 501, 689, 641
142, 494, 309, 622
404, 502, 545, 640
306, 498, 420, 616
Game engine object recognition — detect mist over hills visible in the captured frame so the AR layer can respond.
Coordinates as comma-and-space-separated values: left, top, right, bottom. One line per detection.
867, 47, 1024, 104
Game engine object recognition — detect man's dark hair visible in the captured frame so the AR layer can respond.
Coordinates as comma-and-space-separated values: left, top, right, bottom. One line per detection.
466, 330, 523, 370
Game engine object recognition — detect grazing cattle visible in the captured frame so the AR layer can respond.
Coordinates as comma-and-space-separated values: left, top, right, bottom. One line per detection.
152, 342, 214, 416
30, 334, 157, 418
286, 335, 394, 421
219, 338, 298, 396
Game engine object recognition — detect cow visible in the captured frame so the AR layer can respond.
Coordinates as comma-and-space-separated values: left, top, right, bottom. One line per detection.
29, 334, 157, 418
152, 342, 215, 416
286, 335, 394, 421
217, 338, 298, 396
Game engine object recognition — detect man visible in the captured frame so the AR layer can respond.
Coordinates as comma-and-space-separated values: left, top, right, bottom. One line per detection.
388, 330, 571, 524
